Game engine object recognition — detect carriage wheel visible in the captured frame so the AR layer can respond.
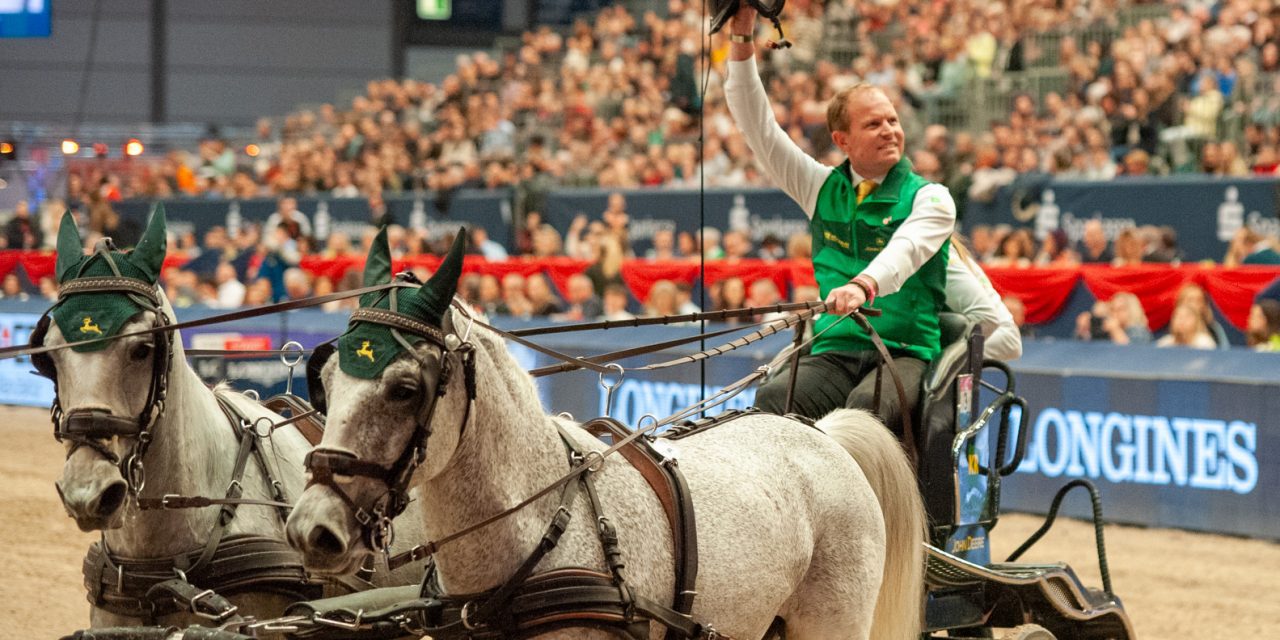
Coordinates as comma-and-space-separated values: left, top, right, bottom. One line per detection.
1001, 624, 1056, 639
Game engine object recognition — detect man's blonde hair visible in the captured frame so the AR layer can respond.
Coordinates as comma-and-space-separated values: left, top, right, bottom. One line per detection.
826, 83, 886, 134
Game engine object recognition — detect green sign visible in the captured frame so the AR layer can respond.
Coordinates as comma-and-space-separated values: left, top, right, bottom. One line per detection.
417, 0, 451, 20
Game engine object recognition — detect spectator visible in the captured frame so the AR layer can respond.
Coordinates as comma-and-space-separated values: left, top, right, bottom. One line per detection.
1174, 283, 1229, 347
722, 230, 753, 262
1034, 229, 1079, 267
470, 226, 509, 260
601, 284, 635, 321
525, 273, 564, 316
1076, 292, 1152, 345
282, 268, 312, 300
214, 262, 246, 308
2, 201, 43, 250
987, 229, 1035, 267
1078, 219, 1114, 263
647, 228, 677, 260
1156, 302, 1217, 349
1246, 300, 1280, 352
1225, 227, 1280, 266
263, 197, 312, 241
558, 273, 603, 320
1112, 228, 1146, 267
475, 274, 502, 315
585, 233, 626, 297
496, 273, 532, 318
644, 280, 681, 317
0, 273, 29, 301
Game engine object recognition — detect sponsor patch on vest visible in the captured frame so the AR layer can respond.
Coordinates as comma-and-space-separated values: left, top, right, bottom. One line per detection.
822, 230, 850, 250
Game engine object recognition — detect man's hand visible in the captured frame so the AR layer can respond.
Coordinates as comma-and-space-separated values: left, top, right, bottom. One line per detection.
825, 282, 869, 316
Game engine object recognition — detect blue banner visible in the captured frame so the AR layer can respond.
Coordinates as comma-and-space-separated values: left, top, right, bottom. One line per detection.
116, 190, 514, 249
543, 187, 810, 256
965, 176, 1280, 262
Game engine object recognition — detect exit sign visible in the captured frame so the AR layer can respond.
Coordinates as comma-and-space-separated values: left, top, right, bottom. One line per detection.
417, 0, 451, 20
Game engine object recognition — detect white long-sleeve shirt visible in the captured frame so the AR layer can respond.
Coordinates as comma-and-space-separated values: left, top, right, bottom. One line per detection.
945, 247, 1022, 361
724, 57, 956, 297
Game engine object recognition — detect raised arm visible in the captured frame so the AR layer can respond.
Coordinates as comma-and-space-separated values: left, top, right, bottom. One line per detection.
723, 12, 828, 217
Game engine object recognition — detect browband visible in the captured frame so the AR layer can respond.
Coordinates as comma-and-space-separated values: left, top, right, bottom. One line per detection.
59, 277, 161, 304
349, 308, 448, 347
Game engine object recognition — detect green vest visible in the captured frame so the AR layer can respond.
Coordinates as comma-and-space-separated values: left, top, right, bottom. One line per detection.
809, 156, 949, 361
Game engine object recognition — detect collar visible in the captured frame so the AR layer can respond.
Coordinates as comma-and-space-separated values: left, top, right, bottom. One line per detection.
841, 155, 913, 204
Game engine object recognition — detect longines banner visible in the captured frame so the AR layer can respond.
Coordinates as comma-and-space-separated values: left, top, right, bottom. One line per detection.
999, 372, 1276, 540
966, 175, 1280, 263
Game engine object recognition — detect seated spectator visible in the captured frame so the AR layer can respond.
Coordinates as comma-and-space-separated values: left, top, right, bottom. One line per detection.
1033, 229, 1080, 267
1174, 283, 1228, 347
526, 273, 564, 317
986, 229, 1035, 267
496, 273, 532, 318
1075, 292, 1152, 345
585, 233, 626, 297
756, 234, 786, 261
264, 196, 312, 241
38, 276, 57, 301
1225, 227, 1280, 266
644, 280, 681, 317
747, 278, 786, 322
601, 284, 635, 321
1111, 227, 1146, 267
314, 275, 341, 312
1246, 300, 1280, 352
532, 224, 565, 258
0, 273, 29, 301
647, 228, 677, 260
470, 226, 509, 260
714, 277, 748, 324
674, 281, 700, 314
214, 262, 246, 308
475, 274, 502, 315
722, 230, 753, 262
2, 200, 43, 249
1120, 149, 1151, 177
282, 268, 312, 300
1078, 219, 1113, 263
1156, 303, 1217, 349
245, 278, 273, 307
557, 273, 603, 321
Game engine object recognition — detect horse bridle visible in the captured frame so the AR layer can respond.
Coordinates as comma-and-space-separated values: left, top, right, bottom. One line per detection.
31, 240, 174, 496
304, 291, 478, 555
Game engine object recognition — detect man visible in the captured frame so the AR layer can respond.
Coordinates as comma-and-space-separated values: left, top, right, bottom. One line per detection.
3, 200, 42, 250
725, 6, 956, 434
263, 196, 312, 241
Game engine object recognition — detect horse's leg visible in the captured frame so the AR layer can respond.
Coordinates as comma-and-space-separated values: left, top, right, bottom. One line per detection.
775, 504, 884, 640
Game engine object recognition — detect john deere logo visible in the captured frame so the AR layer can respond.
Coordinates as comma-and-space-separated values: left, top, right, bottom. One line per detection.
79, 317, 102, 335
356, 340, 375, 362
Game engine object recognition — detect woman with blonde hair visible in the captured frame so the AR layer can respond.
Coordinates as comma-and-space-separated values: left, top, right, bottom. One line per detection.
1103, 292, 1152, 344
1156, 303, 1216, 349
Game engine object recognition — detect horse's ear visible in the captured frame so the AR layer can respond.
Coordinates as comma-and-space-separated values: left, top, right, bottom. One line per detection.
418, 228, 466, 325
55, 211, 84, 283
363, 226, 393, 287
128, 203, 167, 283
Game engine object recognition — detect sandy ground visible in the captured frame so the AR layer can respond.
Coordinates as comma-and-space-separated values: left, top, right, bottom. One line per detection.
1, 404, 1276, 639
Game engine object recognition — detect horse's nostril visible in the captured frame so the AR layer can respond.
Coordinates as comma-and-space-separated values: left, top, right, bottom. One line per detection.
307, 525, 348, 556
95, 481, 128, 518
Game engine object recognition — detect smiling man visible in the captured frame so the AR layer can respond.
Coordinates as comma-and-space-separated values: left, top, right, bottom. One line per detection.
725, 7, 956, 437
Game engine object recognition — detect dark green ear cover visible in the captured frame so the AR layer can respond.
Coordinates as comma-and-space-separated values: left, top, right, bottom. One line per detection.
127, 203, 167, 282
55, 211, 83, 284
359, 226, 392, 307
417, 228, 466, 328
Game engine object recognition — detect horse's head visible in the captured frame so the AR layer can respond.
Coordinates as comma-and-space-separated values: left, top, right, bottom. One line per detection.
287, 227, 475, 575
40, 206, 173, 531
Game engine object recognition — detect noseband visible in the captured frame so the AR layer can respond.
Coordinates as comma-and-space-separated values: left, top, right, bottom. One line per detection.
32, 240, 173, 495
305, 302, 478, 554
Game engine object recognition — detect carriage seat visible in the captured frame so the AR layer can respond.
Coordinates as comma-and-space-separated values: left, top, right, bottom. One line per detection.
914, 312, 983, 533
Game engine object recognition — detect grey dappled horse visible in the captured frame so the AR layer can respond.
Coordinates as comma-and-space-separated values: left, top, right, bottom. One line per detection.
286, 229, 927, 640
41, 207, 422, 629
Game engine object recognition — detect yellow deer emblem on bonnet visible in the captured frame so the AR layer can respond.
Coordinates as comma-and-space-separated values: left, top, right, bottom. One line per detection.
80, 317, 102, 335
356, 340, 375, 362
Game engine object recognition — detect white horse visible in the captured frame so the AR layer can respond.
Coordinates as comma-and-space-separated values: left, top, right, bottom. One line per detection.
286, 236, 926, 640
43, 208, 423, 629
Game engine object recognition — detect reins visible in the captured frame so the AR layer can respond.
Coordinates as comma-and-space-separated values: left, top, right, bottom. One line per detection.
383, 304, 883, 570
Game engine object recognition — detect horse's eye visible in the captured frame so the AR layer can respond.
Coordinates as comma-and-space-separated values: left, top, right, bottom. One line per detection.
388, 384, 418, 402
129, 343, 154, 362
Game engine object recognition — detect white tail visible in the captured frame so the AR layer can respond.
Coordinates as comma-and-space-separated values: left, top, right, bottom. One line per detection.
818, 408, 926, 640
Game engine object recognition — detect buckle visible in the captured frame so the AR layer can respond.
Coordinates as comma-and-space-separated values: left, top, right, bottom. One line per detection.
313, 608, 364, 631
190, 588, 239, 622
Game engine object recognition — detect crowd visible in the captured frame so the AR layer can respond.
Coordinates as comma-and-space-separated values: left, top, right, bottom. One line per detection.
51, 0, 1280, 210
5, 0, 1280, 350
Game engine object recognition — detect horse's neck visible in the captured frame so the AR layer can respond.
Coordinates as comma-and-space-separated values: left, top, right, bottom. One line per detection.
102, 355, 252, 557
422, 334, 568, 593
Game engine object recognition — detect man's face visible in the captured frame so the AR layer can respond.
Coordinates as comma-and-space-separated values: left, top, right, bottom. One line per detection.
833, 89, 905, 178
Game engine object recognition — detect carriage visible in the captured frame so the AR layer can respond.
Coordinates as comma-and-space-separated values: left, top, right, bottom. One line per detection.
29, 211, 1134, 640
